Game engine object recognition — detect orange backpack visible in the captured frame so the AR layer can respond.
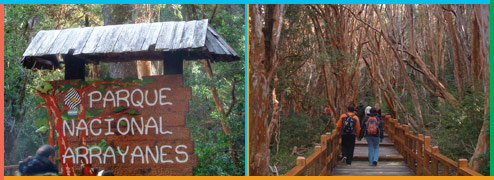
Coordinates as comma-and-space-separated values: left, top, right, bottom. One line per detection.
366, 116, 379, 136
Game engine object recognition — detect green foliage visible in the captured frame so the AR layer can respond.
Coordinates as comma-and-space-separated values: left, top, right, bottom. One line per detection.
86, 109, 104, 119
185, 60, 245, 175
128, 109, 140, 115
87, 139, 111, 152
428, 89, 486, 161
35, 117, 49, 129
112, 106, 127, 113
269, 111, 330, 175
35, 126, 49, 134
37, 81, 53, 94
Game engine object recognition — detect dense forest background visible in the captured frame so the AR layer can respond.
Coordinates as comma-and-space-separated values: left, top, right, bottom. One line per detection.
249, 4, 489, 175
4, 4, 245, 175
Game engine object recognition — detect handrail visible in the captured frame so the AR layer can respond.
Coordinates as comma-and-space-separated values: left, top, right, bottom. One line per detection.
284, 129, 341, 176
284, 113, 483, 176
381, 113, 483, 176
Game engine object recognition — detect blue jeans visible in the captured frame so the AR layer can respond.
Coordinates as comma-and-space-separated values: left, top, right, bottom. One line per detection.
366, 136, 380, 165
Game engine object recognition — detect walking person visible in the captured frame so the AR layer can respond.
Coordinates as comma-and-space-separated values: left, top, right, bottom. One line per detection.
356, 103, 366, 123
361, 107, 384, 166
361, 106, 372, 128
336, 106, 361, 165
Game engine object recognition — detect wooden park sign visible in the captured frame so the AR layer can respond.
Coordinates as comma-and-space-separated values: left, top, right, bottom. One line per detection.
36, 75, 197, 176
24, 20, 239, 176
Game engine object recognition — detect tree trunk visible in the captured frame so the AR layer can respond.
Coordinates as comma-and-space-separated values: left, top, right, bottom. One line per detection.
249, 4, 285, 176
469, 4, 490, 171
443, 4, 465, 101
201, 59, 241, 169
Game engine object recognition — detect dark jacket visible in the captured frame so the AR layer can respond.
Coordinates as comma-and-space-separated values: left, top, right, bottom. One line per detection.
360, 113, 384, 140
356, 105, 366, 123
19, 155, 58, 176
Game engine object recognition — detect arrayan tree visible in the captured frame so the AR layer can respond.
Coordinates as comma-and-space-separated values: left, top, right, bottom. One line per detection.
250, 4, 489, 175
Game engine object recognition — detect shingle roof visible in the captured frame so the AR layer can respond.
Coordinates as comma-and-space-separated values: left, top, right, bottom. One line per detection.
22, 19, 240, 69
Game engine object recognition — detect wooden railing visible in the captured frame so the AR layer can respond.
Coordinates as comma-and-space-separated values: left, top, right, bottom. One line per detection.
381, 113, 483, 176
284, 113, 483, 176
284, 129, 341, 176
4, 164, 19, 176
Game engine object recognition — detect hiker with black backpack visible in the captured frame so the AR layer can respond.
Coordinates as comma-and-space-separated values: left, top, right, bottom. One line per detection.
336, 106, 361, 165
361, 107, 384, 166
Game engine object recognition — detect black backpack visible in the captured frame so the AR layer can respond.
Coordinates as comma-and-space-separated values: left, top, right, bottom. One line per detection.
341, 113, 357, 135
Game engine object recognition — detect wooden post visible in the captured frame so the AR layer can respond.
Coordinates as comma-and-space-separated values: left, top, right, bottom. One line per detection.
431, 146, 439, 176
408, 131, 414, 170
296, 156, 306, 175
163, 53, 184, 75
417, 134, 424, 175
443, 164, 449, 176
424, 136, 431, 170
320, 135, 327, 175
458, 159, 468, 176
402, 125, 410, 167
63, 54, 85, 80
314, 145, 321, 176
296, 156, 306, 166
315, 146, 321, 152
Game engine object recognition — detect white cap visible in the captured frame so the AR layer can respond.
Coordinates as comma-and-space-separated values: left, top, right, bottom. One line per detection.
365, 106, 372, 115
97, 170, 105, 176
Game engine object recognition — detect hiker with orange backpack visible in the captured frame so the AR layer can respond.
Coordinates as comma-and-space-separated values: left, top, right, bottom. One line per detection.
336, 106, 361, 165
361, 107, 384, 166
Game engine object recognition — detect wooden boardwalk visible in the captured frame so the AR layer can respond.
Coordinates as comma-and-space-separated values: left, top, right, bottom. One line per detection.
284, 114, 482, 176
331, 136, 415, 176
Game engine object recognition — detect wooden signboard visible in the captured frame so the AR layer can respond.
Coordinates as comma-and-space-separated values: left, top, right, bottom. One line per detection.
36, 75, 196, 176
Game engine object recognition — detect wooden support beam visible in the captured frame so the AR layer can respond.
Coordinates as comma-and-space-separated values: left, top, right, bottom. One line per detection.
63, 54, 85, 80
163, 52, 184, 75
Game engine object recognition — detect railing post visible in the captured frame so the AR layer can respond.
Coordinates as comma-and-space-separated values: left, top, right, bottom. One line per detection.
417, 134, 424, 175
409, 130, 415, 170
443, 163, 449, 176
403, 125, 410, 168
424, 136, 431, 171
296, 156, 306, 175
431, 146, 439, 176
457, 159, 468, 176
321, 134, 327, 175
314, 145, 321, 176
397, 123, 402, 151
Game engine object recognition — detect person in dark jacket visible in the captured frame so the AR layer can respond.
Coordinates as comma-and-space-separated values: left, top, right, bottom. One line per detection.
356, 103, 366, 125
336, 106, 361, 165
18, 145, 58, 176
361, 107, 384, 166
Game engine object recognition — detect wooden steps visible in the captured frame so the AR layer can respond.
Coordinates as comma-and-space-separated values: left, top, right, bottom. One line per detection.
355, 142, 394, 146
331, 136, 414, 176
331, 161, 414, 176
353, 155, 404, 161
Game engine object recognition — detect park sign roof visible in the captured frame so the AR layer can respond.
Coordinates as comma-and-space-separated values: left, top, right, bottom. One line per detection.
22, 19, 240, 69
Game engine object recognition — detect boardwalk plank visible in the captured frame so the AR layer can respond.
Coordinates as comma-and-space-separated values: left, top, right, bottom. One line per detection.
331, 136, 414, 176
